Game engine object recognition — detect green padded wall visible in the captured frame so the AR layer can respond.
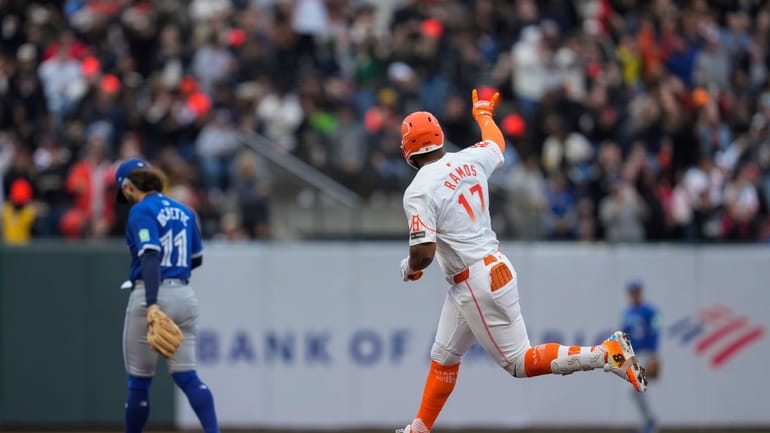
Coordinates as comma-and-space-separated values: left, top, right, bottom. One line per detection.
0, 242, 175, 428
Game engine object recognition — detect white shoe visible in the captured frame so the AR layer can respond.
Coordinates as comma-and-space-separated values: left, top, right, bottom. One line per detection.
397, 418, 429, 433
601, 331, 648, 392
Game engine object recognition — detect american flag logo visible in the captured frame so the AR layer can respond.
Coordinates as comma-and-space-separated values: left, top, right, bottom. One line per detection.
669, 305, 765, 368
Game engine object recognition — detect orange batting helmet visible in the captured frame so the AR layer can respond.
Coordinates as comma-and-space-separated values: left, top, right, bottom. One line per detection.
401, 111, 444, 169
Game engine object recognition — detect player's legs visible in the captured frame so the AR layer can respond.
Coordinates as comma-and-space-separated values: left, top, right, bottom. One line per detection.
162, 284, 199, 373
454, 253, 607, 378
124, 288, 161, 376
123, 288, 159, 433
172, 371, 219, 433
403, 293, 477, 433
431, 292, 477, 366
125, 375, 152, 433
161, 284, 220, 433
631, 353, 656, 432
631, 389, 656, 433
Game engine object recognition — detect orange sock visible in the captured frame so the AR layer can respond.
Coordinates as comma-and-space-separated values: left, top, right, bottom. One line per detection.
523, 343, 607, 377
412, 361, 460, 433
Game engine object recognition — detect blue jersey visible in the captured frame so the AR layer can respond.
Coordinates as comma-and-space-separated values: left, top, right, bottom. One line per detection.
622, 303, 660, 354
125, 193, 203, 281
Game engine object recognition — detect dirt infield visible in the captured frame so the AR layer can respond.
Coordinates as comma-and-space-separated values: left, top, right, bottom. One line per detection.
4, 429, 769, 433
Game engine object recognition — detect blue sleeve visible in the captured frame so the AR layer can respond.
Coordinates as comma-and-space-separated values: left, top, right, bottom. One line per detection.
648, 308, 660, 353
191, 213, 203, 260
140, 250, 161, 306
128, 207, 161, 257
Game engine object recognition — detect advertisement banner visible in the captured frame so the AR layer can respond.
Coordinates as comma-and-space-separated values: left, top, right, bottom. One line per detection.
177, 243, 770, 429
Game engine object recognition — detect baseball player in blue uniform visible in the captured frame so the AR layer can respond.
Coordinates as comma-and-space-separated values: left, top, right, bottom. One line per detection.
622, 280, 660, 433
115, 158, 220, 433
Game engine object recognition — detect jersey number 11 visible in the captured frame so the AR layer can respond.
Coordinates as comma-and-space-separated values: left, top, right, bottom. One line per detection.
160, 229, 187, 267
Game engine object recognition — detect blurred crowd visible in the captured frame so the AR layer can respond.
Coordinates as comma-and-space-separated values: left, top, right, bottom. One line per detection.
1, 0, 770, 244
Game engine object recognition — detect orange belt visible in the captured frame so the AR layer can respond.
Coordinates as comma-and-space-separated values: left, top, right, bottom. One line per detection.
453, 255, 497, 284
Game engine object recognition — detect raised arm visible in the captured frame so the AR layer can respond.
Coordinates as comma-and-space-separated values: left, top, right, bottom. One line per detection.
471, 89, 504, 152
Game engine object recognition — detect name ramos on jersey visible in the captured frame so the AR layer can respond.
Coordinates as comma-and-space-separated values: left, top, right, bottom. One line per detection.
443, 163, 478, 191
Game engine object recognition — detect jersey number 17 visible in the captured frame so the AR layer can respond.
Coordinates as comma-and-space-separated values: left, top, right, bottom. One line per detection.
457, 183, 485, 221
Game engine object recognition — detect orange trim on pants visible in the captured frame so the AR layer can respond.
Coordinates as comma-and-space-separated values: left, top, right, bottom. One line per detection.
453, 255, 497, 283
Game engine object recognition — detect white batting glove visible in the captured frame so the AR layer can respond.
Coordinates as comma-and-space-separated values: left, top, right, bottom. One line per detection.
400, 256, 423, 282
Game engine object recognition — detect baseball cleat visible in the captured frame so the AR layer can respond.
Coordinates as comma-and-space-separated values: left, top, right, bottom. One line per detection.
397, 418, 429, 433
643, 418, 658, 433
601, 331, 648, 392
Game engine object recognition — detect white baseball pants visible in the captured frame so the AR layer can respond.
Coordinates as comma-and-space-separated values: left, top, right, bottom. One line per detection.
431, 251, 531, 375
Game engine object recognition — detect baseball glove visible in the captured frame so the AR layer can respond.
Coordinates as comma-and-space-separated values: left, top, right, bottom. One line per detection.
146, 304, 184, 358
645, 355, 660, 380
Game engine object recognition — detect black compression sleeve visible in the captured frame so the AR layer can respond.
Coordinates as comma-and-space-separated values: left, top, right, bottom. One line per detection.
140, 249, 161, 307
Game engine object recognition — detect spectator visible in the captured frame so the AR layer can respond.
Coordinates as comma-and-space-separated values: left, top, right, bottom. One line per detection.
37, 33, 85, 122
6, 44, 48, 146
291, 0, 329, 72
1, 178, 36, 244
510, 25, 550, 119
694, 27, 730, 90
695, 99, 732, 157
191, 31, 236, 96
576, 197, 598, 242
599, 175, 647, 242
670, 170, 696, 240
64, 127, 115, 238
33, 134, 71, 236
216, 212, 249, 241
190, 0, 232, 23
153, 24, 186, 90
42, 30, 88, 61
2, 143, 35, 204
256, 81, 304, 153
722, 162, 763, 240
329, 104, 367, 192
543, 173, 577, 239
79, 74, 126, 151
231, 151, 270, 239
554, 34, 586, 102
541, 113, 593, 180
0, 0, 769, 243
503, 154, 546, 239
440, 93, 477, 148
196, 108, 240, 192
0, 132, 15, 205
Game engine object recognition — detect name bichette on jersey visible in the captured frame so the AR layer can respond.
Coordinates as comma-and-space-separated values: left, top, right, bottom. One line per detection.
442, 163, 479, 191
157, 202, 190, 227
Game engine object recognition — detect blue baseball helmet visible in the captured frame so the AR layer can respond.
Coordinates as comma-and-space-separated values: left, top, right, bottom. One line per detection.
626, 279, 643, 292
115, 158, 149, 203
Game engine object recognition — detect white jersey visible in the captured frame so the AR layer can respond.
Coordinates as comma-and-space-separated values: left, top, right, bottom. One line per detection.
403, 139, 504, 276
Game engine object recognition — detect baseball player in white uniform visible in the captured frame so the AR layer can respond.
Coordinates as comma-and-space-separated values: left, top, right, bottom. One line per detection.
396, 90, 648, 433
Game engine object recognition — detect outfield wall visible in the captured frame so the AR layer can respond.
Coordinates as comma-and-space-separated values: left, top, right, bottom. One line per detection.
179, 243, 770, 430
0, 243, 175, 428
1, 242, 768, 429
